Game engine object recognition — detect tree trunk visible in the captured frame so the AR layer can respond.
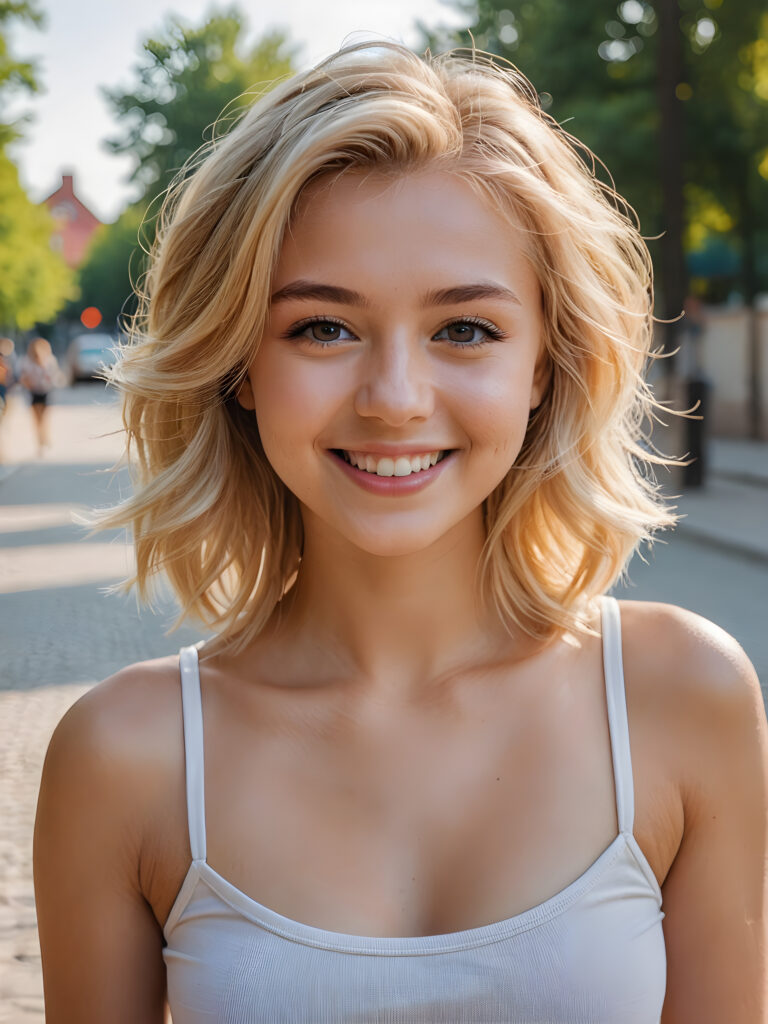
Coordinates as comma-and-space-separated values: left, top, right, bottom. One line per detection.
656, 0, 688, 371
738, 173, 763, 439
655, 0, 692, 486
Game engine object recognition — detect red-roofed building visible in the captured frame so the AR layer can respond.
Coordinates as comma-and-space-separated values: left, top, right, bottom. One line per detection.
42, 172, 102, 269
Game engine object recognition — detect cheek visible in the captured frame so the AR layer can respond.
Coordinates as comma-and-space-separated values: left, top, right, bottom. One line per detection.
249, 350, 342, 465
252, 347, 305, 412
446, 362, 536, 461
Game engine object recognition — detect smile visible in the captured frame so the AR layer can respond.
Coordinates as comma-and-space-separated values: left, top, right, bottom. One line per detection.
337, 449, 448, 477
327, 448, 457, 495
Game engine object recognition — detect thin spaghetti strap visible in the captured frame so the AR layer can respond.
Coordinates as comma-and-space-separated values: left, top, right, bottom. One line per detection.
601, 596, 635, 836
178, 645, 207, 862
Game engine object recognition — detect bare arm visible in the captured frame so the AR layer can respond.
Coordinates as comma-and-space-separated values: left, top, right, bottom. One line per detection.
33, 686, 168, 1023
661, 629, 768, 1022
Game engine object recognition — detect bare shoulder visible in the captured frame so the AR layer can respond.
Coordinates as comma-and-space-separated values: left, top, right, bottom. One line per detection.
42, 653, 184, 827
616, 599, 765, 787
50, 653, 181, 752
35, 656, 186, 1021
617, 598, 761, 700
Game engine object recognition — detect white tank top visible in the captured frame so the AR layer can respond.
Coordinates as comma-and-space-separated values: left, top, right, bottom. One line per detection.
163, 596, 666, 1022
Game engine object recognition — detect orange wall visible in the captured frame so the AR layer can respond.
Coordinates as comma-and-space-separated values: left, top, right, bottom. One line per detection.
42, 174, 102, 269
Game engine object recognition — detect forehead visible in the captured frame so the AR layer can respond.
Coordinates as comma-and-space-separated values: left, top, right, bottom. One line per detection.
274, 169, 538, 302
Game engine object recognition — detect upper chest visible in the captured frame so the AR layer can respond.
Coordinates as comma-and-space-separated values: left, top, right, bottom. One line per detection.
143, 630, 683, 937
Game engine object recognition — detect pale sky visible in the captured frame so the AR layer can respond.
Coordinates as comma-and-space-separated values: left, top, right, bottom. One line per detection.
7, 0, 466, 223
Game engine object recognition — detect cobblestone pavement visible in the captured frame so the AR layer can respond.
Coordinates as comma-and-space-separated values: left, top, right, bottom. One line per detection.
0, 384, 765, 1022
0, 684, 90, 1022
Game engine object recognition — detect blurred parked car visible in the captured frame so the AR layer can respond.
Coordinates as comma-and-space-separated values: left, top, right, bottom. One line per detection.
65, 333, 116, 383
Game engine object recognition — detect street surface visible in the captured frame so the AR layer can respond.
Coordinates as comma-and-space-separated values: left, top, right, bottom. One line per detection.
0, 384, 766, 1021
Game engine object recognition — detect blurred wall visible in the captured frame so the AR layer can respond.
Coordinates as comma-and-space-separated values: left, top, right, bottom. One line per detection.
696, 307, 768, 440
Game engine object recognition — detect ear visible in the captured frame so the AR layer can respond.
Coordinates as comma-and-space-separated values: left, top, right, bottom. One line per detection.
529, 344, 552, 411
236, 376, 256, 411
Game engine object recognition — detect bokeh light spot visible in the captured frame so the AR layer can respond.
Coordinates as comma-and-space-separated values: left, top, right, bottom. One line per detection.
81, 307, 102, 329
694, 17, 717, 46
618, 0, 645, 25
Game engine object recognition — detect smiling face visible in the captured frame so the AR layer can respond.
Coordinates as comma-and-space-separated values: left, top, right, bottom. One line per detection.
239, 169, 549, 558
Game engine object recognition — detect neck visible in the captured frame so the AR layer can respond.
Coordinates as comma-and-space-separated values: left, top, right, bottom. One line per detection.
269, 506, 520, 695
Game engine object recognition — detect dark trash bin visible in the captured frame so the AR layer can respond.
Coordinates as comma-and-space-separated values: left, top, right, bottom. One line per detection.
683, 373, 710, 488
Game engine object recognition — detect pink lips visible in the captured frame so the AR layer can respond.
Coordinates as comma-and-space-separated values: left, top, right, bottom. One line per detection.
328, 449, 455, 495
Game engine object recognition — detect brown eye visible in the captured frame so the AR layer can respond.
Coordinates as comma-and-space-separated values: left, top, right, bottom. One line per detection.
433, 319, 502, 348
283, 318, 356, 346
445, 323, 478, 344
310, 322, 343, 342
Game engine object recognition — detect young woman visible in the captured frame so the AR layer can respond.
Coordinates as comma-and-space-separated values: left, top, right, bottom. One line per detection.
33, 43, 767, 1023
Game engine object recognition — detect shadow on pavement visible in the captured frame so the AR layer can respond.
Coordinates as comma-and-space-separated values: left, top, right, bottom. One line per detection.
0, 580, 205, 691
0, 460, 130, 507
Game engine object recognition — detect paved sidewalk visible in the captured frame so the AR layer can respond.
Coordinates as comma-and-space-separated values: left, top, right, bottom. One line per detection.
710, 437, 768, 487
672, 438, 768, 564
0, 386, 123, 475
0, 685, 91, 1022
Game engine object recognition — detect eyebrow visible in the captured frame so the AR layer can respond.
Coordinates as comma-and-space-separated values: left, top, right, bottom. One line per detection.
269, 279, 521, 307
270, 281, 368, 306
423, 283, 521, 307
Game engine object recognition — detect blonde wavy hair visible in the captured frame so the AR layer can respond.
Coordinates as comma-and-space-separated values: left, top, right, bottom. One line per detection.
98, 40, 677, 652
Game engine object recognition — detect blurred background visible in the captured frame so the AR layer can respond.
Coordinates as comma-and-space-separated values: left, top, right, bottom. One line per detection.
0, 2, 766, 1018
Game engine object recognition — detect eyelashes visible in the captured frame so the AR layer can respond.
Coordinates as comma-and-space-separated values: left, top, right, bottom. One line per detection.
433, 318, 507, 348
282, 317, 355, 346
280, 315, 509, 350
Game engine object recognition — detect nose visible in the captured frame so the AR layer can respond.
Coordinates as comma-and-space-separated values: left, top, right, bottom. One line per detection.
353, 332, 435, 426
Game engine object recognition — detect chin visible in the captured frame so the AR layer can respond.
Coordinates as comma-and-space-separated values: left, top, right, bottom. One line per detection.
352, 536, 442, 559
334, 516, 466, 559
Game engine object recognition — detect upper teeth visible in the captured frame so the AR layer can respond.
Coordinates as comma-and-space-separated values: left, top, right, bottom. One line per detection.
342, 451, 444, 476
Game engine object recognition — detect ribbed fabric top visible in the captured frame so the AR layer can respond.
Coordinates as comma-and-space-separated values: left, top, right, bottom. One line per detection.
163, 596, 666, 1022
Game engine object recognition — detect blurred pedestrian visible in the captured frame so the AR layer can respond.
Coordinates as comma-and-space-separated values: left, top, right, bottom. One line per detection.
0, 336, 14, 410
19, 337, 59, 457
0, 337, 15, 462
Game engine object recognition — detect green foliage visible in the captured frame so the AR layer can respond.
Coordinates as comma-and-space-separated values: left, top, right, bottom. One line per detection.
421, 0, 768, 293
0, 153, 77, 329
70, 204, 148, 330
422, 2, 661, 230
0, 0, 44, 147
103, 6, 295, 200
681, 6, 768, 257
79, 7, 296, 334
0, 3, 72, 330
